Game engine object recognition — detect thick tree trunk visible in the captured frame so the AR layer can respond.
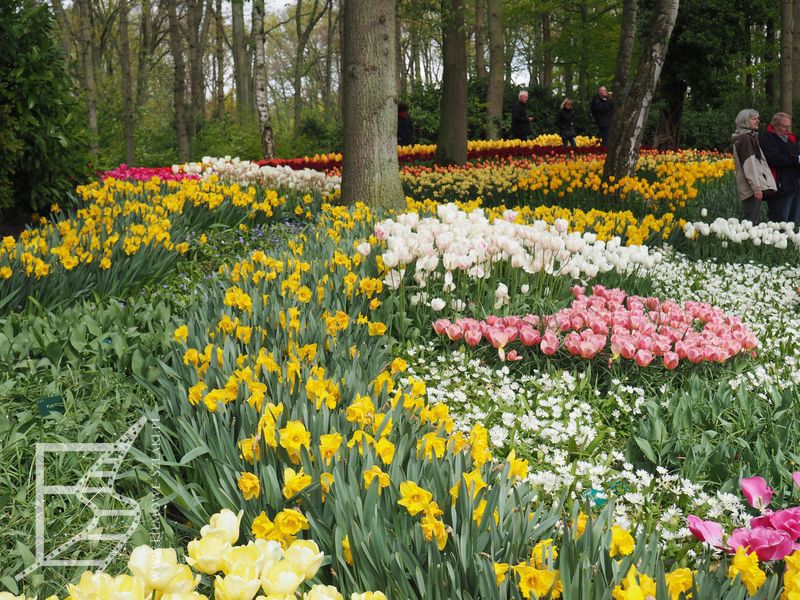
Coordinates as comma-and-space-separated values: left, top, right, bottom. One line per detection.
603, 0, 680, 181
541, 12, 552, 89
341, 0, 404, 209
77, 0, 98, 154
485, 0, 503, 139
474, 0, 487, 80
167, 0, 191, 161
613, 0, 637, 97
119, 0, 135, 164
781, 0, 793, 114
214, 0, 225, 118
232, 0, 252, 119
253, 0, 276, 158
436, 0, 468, 165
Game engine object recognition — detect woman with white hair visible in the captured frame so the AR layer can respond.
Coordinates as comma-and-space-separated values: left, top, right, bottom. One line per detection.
732, 109, 776, 224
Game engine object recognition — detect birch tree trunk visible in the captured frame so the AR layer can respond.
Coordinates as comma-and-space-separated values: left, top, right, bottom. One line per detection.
167, 0, 191, 160
435, 0, 468, 165
781, 0, 793, 114
119, 0, 135, 164
474, 0, 487, 80
340, 0, 404, 209
253, 0, 276, 158
613, 0, 637, 97
485, 0, 503, 139
603, 0, 680, 181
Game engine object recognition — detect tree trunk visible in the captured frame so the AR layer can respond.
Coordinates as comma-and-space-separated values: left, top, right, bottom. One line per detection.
745, 15, 754, 102
794, 0, 800, 104
395, 2, 404, 96
603, 0, 680, 181
652, 79, 686, 150
781, 0, 793, 114
293, 0, 329, 133
214, 0, 225, 118
541, 12, 552, 90
613, 0, 637, 97
485, 0, 503, 139
253, 0, 276, 158
324, 0, 335, 108
578, 1, 589, 101
186, 0, 211, 138
135, 0, 153, 114
474, 0, 487, 80
167, 0, 191, 160
119, 0, 135, 164
77, 0, 98, 155
341, 0, 404, 209
232, 0, 252, 119
766, 17, 776, 106
50, 0, 73, 65
436, 0, 468, 165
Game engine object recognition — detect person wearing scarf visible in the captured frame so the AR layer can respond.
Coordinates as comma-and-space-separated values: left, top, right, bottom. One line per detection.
731, 109, 776, 225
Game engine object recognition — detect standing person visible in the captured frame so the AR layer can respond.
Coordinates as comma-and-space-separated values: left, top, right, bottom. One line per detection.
759, 112, 800, 224
731, 109, 776, 225
510, 90, 534, 140
555, 98, 577, 148
590, 85, 613, 146
397, 102, 414, 146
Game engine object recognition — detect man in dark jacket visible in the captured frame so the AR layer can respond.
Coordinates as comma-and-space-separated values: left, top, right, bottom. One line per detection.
759, 112, 800, 224
510, 90, 534, 140
397, 102, 414, 146
590, 85, 613, 147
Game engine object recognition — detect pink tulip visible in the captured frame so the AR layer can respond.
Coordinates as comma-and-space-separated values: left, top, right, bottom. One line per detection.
741, 476, 774, 510
486, 328, 509, 349
464, 329, 482, 346
540, 332, 559, 356
687, 515, 725, 547
506, 349, 522, 362
768, 507, 800, 540
433, 319, 450, 335
445, 324, 463, 341
793, 472, 800, 489
663, 351, 679, 370
728, 527, 795, 561
519, 327, 541, 346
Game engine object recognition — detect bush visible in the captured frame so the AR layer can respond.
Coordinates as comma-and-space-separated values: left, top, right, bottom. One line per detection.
0, 0, 89, 214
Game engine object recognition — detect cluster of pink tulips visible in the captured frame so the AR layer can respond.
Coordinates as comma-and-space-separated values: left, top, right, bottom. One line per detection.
101, 164, 200, 182
432, 285, 757, 368
689, 475, 800, 561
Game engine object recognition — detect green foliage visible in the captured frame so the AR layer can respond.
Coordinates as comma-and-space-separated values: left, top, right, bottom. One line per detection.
0, 0, 89, 213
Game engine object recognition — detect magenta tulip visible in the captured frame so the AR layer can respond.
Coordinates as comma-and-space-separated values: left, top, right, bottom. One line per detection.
687, 515, 725, 548
741, 476, 774, 510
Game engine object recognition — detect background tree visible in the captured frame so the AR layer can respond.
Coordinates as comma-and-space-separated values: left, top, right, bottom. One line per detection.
254, 0, 276, 158
603, 0, 680, 180
340, 0, 404, 209
485, 0, 504, 139
435, 0, 468, 165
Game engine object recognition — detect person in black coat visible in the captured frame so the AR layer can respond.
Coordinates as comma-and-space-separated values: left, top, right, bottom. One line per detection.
397, 102, 414, 146
510, 90, 534, 140
555, 98, 577, 148
759, 112, 800, 224
590, 85, 613, 146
